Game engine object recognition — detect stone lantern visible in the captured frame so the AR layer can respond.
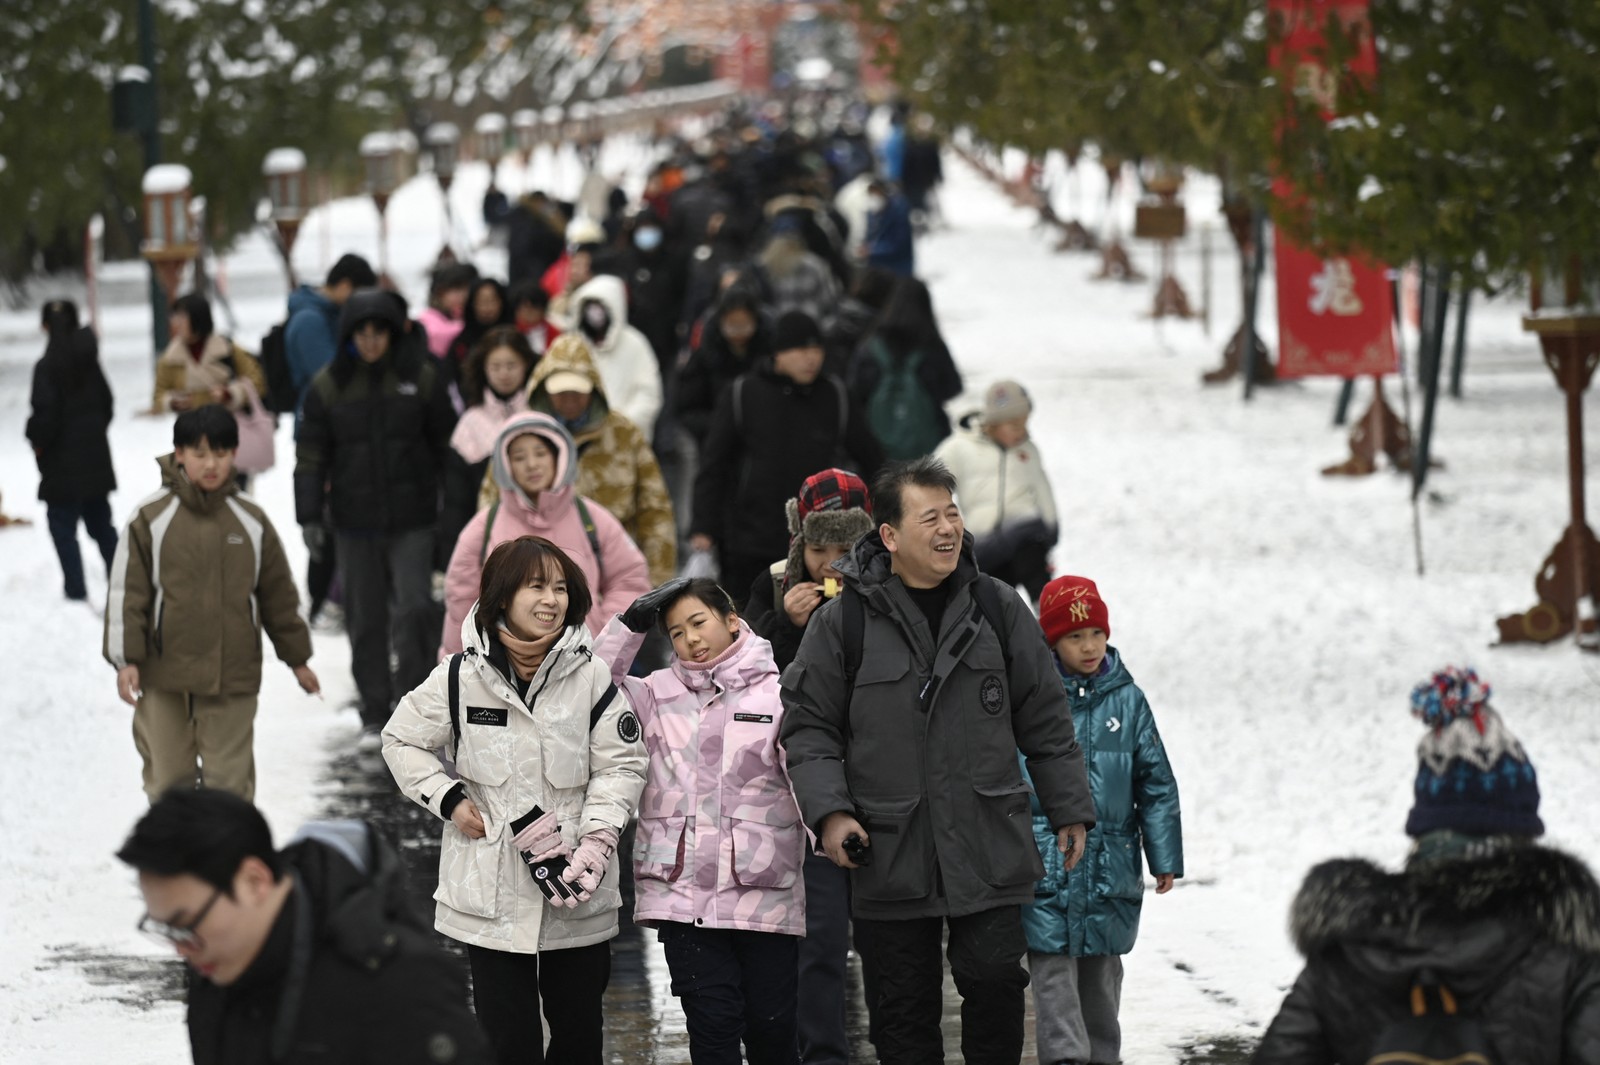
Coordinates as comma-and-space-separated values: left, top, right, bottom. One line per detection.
360, 131, 399, 276
426, 122, 461, 191
474, 113, 507, 165
513, 109, 540, 163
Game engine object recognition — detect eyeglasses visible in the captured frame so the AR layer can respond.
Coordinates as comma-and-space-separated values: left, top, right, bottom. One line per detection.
138, 887, 223, 949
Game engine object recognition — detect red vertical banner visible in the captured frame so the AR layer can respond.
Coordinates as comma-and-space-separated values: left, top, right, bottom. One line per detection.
1269, 0, 1396, 379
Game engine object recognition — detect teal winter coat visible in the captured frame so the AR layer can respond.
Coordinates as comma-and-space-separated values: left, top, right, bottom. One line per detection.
1021, 648, 1183, 957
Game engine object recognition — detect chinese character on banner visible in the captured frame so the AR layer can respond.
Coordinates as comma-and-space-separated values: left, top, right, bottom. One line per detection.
1275, 240, 1396, 378
1268, 0, 1397, 379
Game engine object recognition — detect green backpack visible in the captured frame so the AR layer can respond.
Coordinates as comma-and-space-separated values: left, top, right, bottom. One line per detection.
865, 338, 944, 460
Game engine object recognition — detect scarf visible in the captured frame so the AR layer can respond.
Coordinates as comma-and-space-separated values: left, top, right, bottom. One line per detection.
496, 623, 562, 681
186, 338, 208, 363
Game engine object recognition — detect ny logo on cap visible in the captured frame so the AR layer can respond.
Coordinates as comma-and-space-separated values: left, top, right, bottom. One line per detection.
1069, 600, 1091, 622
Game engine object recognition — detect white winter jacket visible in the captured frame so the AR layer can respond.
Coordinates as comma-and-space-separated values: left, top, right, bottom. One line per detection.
568, 275, 663, 441
934, 423, 1059, 537
383, 615, 647, 954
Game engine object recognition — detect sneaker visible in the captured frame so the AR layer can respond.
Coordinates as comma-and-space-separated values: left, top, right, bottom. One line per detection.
311, 602, 346, 634
356, 725, 383, 752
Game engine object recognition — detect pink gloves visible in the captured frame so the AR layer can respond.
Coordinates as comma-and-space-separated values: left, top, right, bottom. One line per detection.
511, 810, 571, 863
560, 827, 620, 903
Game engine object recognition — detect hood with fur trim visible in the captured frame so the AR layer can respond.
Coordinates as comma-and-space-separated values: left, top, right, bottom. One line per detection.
490, 411, 579, 513
1288, 846, 1600, 994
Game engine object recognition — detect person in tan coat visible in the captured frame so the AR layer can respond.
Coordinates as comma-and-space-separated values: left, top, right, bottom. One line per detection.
105, 406, 319, 802
152, 292, 266, 415
518, 333, 677, 586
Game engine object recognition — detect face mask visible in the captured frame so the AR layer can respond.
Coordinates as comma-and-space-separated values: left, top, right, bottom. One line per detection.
633, 226, 663, 252
580, 301, 611, 342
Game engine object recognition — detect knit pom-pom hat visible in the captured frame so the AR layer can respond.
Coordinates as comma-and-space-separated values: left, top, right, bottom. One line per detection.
782, 468, 875, 589
1405, 666, 1543, 839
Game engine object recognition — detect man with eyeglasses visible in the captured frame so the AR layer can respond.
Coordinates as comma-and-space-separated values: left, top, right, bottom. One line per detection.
118, 787, 491, 1064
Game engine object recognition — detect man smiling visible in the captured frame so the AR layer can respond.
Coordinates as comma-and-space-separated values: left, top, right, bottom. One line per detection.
780, 456, 1095, 1065
117, 787, 491, 1064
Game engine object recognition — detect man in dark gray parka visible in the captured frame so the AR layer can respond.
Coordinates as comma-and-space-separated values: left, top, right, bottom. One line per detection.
780, 457, 1095, 1065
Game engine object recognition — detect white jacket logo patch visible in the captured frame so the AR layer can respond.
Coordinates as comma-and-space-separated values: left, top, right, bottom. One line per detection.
1107, 717, 1121, 733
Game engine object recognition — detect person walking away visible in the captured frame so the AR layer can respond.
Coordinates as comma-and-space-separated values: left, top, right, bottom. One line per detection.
295, 290, 455, 745
592, 577, 806, 1065
1025, 576, 1183, 1065
283, 252, 378, 627
117, 787, 495, 1065
850, 276, 962, 461
567, 274, 663, 442
742, 469, 876, 1064
441, 412, 649, 654
690, 311, 884, 607
441, 328, 537, 574
753, 219, 839, 328
106, 406, 319, 801
933, 381, 1058, 604
27, 299, 118, 603
863, 180, 915, 279
1254, 667, 1600, 1064
780, 457, 1095, 1065
525, 335, 676, 587
385, 537, 647, 1065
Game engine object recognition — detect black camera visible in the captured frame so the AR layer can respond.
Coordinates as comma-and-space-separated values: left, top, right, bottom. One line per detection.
842, 832, 872, 867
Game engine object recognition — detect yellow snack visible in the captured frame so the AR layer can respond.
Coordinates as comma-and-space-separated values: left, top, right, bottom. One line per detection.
823, 577, 840, 598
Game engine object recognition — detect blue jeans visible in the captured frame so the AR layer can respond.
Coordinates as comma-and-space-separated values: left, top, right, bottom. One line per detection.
658, 923, 800, 1065
47, 497, 118, 600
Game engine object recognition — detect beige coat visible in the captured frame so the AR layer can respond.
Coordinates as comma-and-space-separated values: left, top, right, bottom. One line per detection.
152, 334, 267, 413
383, 618, 647, 954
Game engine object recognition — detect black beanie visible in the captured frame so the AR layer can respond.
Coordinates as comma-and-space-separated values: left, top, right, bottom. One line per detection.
773, 310, 823, 353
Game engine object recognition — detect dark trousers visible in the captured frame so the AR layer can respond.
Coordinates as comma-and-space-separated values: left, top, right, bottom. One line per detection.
337, 527, 435, 728
46, 497, 118, 600
718, 552, 770, 613
976, 520, 1056, 604
465, 942, 611, 1065
658, 922, 800, 1065
308, 535, 339, 619
797, 852, 851, 1064
854, 906, 1030, 1065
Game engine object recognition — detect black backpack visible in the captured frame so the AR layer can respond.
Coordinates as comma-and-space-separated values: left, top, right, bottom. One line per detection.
259, 321, 297, 414
1365, 972, 1495, 1065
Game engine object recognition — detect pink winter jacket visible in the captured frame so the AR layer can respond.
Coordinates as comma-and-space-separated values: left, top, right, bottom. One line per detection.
592, 616, 807, 936
441, 412, 650, 654
450, 390, 529, 465
418, 306, 465, 359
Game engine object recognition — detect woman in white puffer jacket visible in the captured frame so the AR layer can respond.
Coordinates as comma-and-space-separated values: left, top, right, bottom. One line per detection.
384, 535, 646, 1064
934, 380, 1060, 603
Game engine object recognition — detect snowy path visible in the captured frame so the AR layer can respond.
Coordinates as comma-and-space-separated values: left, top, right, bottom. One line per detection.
1, 147, 1597, 1063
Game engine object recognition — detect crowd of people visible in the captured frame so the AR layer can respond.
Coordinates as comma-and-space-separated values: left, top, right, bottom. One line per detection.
24, 97, 1600, 1065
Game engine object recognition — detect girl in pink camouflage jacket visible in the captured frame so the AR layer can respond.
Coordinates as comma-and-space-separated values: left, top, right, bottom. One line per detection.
593, 577, 807, 1064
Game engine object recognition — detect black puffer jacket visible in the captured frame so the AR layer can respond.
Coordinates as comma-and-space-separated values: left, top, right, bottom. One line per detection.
1253, 846, 1600, 1064
294, 292, 456, 534
26, 328, 116, 502
187, 826, 492, 1065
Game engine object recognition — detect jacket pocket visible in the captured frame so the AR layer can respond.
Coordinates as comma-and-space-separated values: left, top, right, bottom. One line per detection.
635, 815, 688, 882
434, 823, 505, 919
1097, 829, 1145, 900
973, 780, 1045, 888
854, 795, 933, 903
730, 817, 802, 890
541, 713, 592, 790
1032, 817, 1065, 897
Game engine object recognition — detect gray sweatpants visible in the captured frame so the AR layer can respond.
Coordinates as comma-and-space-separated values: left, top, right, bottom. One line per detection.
1029, 951, 1123, 1064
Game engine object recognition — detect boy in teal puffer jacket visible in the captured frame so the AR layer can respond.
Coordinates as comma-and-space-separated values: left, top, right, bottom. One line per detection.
1020, 575, 1183, 1065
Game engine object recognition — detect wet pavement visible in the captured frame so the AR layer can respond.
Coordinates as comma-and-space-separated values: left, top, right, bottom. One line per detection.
42, 742, 1254, 1063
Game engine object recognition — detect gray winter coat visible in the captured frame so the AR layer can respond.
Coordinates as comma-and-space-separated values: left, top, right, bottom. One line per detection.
779, 531, 1095, 921
1253, 845, 1600, 1064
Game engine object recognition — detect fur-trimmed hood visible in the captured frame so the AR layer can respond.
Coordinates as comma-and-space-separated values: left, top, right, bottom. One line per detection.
1289, 846, 1600, 993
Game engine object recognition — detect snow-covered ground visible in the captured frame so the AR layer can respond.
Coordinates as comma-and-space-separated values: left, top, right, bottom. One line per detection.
1, 143, 1596, 1063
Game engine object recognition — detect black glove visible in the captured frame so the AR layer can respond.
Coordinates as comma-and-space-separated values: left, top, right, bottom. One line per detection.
302, 522, 329, 564
509, 806, 582, 904
620, 576, 695, 633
